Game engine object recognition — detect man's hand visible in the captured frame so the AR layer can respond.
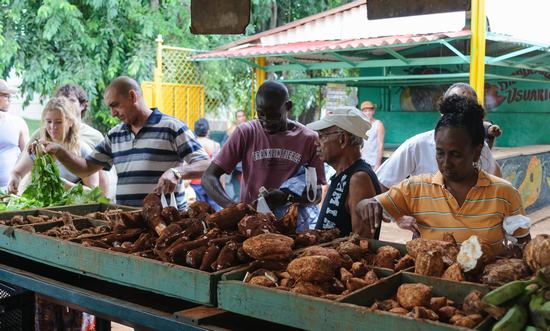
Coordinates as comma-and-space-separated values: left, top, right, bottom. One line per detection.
487, 124, 502, 138
154, 169, 178, 194
263, 189, 288, 210
31, 140, 63, 157
396, 216, 420, 237
356, 198, 388, 236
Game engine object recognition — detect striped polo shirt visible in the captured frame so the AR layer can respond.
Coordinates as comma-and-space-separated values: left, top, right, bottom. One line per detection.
377, 170, 528, 254
86, 108, 208, 208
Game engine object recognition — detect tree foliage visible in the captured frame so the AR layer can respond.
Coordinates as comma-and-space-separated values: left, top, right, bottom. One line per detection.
0, 0, 353, 132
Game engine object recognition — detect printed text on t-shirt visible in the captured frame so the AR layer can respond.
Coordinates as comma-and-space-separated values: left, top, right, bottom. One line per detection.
252, 149, 302, 163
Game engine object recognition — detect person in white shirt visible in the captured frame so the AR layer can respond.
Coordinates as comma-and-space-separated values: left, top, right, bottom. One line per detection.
0, 80, 29, 191
360, 101, 385, 171
375, 83, 500, 191
8, 84, 112, 197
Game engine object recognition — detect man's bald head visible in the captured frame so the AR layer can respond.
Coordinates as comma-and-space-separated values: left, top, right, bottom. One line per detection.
256, 81, 289, 104
106, 76, 143, 98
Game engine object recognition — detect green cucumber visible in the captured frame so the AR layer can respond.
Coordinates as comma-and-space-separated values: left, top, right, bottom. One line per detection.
492, 304, 527, 331
483, 280, 533, 306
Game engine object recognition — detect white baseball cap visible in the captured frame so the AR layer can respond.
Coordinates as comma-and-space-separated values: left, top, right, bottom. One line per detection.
0, 80, 16, 95
307, 106, 371, 138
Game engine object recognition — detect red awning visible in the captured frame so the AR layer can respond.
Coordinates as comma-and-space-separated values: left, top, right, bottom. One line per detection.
195, 30, 470, 59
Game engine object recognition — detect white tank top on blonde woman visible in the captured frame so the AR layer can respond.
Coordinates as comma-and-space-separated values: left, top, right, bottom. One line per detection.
361, 119, 380, 167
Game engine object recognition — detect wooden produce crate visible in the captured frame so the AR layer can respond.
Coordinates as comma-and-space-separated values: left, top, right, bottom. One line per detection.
218, 270, 493, 331
218, 266, 394, 331
0, 224, 231, 306
0, 209, 68, 227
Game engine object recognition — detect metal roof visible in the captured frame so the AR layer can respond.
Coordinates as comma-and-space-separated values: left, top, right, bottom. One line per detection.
195, 31, 471, 60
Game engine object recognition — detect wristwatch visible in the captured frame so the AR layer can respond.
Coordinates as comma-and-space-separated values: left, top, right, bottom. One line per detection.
170, 167, 183, 180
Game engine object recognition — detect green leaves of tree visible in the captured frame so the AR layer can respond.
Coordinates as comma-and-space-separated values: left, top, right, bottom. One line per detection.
1, 0, 353, 130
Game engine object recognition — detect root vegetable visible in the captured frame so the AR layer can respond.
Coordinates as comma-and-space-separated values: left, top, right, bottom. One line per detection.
199, 245, 220, 271
336, 241, 367, 261
291, 281, 327, 297
396, 283, 432, 310
429, 297, 448, 312
301, 246, 342, 268
406, 238, 459, 266
388, 307, 409, 315
345, 277, 368, 292
340, 267, 353, 282
481, 258, 530, 286
437, 306, 457, 322
523, 234, 550, 271
242, 233, 294, 261
249, 276, 276, 287
351, 262, 367, 277
395, 255, 415, 271
453, 314, 483, 328
409, 306, 439, 321
287, 256, 335, 282
442, 263, 465, 282
457, 235, 495, 274
415, 250, 445, 277
363, 270, 379, 285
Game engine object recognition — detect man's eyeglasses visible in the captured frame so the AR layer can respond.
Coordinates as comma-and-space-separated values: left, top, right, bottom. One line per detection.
362, 107, 374, 111
318, 130, 343, 141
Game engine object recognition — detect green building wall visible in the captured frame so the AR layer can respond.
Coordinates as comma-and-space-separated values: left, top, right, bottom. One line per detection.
357, 68, 550, 147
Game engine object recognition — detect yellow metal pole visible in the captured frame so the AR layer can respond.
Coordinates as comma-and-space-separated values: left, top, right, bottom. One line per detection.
469, 0, 486, 106
252, 57, 266, 119
154, 35, 164, 108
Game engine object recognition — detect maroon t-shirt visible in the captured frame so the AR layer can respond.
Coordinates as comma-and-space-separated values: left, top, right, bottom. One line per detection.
214, 120, 326, 204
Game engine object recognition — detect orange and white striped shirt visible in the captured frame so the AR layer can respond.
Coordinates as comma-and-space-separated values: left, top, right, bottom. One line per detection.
377, 170, 528, 254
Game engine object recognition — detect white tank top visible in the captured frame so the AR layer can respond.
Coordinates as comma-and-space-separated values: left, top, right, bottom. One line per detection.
361, 119, 380, 166
0, 115, 22, 187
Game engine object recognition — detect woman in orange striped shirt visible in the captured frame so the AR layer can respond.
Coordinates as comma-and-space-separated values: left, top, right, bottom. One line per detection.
356, 95, 530, 254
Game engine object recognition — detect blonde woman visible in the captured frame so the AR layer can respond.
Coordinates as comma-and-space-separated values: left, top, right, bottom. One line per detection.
8, 97, 98, 193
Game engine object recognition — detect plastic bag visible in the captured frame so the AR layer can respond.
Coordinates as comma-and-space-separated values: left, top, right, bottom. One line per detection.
305, 166, 318, 202
502, 214, 531, 243
256, 186, 273, 214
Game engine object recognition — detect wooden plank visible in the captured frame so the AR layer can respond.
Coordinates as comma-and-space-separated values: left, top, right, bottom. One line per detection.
173, 306, 229, 324
0, 225, 220, 305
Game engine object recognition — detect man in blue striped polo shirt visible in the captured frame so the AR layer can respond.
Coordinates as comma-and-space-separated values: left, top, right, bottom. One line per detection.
39, 76, 210, 208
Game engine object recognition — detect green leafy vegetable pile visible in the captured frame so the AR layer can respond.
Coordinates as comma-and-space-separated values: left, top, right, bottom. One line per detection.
0, 150, 109, 211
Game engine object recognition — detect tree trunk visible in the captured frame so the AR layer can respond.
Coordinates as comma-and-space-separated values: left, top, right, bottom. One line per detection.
270, 0, 278, 29
150, 0, 159, 10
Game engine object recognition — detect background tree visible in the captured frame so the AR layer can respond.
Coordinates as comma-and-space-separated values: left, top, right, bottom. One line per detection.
0, 0, 353, 132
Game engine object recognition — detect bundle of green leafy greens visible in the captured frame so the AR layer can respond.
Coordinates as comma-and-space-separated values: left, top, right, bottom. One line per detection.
0, 148, 109, 211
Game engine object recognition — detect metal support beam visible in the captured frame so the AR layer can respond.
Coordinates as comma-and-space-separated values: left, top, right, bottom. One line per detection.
517, 51, 550, 65
440, 40, 470, 63
281, 55, 310, 68
487, 46, 542, 64
234, 58, 265, 70
383, 47, 410, 64
253, 56, 469, 73
328, 53, 356, 67
282, 72, 469, 85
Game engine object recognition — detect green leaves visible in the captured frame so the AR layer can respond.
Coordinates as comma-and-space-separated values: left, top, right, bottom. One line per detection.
0, 152, 109, 211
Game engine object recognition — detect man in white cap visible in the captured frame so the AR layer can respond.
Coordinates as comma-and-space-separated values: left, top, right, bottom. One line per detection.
0, 79, 29, 191
307, 107, 382, 238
